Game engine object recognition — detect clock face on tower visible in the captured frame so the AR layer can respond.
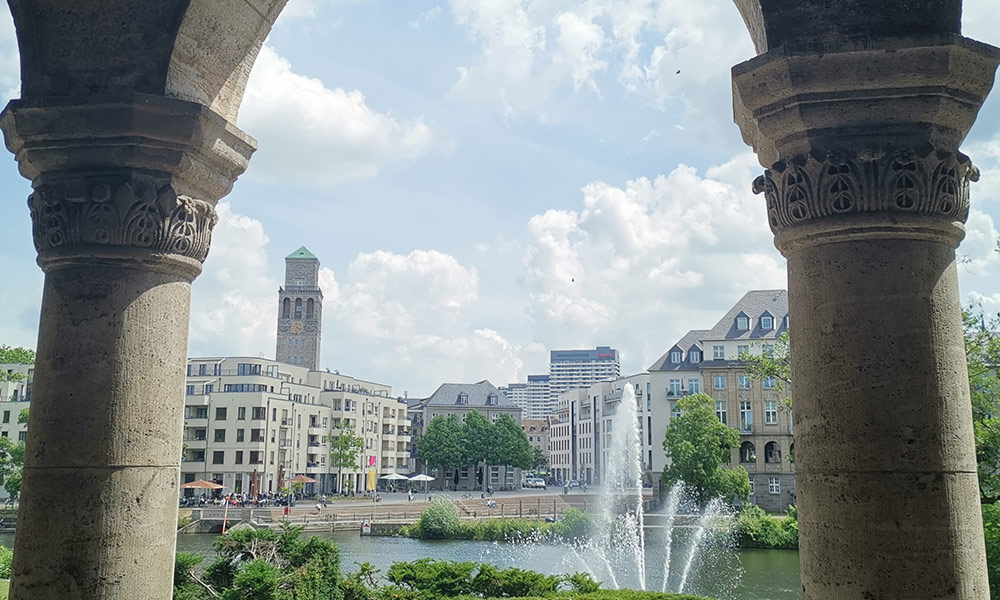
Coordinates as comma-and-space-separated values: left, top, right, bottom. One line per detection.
291, 321, 304, 334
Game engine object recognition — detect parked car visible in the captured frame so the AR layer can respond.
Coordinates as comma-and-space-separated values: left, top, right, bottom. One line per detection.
523, 477, 547, 489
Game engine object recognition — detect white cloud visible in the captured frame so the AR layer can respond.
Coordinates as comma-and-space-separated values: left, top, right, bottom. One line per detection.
521, 152, 786, 370
239, 45, 434, 185
409, 5, 443, 29
190, 202, 279, 357
277, 0, 370, 23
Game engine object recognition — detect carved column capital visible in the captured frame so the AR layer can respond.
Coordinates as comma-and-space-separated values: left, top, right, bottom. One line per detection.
754, 144, 977, 244
732, 34, 1000, 251
0, 94, 256, 277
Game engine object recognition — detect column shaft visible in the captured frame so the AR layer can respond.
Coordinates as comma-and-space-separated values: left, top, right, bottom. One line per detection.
10, 263, 193, 600
782, 221, 987, 598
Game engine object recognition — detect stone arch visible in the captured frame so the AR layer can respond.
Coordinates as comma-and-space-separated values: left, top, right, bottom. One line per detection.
740, 441, 756, 463
282, 297, 290, 319
306, 298, 314, 319
294, 297, 302, 319
764, 441, 781, 464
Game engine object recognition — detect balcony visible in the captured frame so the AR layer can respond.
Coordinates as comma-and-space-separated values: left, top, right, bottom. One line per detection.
280, 419, 292, 427
278, 438, 291, 447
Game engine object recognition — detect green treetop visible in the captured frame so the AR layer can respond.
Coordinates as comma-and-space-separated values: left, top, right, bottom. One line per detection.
662, 393, 749, 506
493, 413, 533, 471
414, 414, 466, 482
0, 346, 34, 382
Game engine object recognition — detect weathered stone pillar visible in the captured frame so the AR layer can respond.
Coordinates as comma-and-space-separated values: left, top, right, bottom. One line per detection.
732, 3, 1000, 598
0, 96, 254, 599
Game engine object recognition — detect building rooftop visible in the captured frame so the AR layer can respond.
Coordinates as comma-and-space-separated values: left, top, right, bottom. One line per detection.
286, 246, 318, 260
414, 380, 519, 409
703, 289, 788, 342
649, 329, 709, 372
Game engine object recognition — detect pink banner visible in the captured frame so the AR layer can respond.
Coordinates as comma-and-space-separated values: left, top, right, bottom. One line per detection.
368, 455, 376, 467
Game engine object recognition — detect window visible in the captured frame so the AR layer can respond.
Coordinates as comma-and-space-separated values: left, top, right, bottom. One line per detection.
669, 401, 681, 419
236, 363, 261, 376
768, 477, 780, 494
2, 411, 8, 424
212, 451, 224, 464
762, 344, 775, 357
737, 315, 749, 330
765, 400, 778, 424
737, 344, 749, 356
199, 364, 207, 375
688, 379, 700, 394
237, 407, 246, 420
204, 384, 213, 394
192, 407, 208, 419
670, 350, 682, 363
457, 393, 469, 405
486, 394, 498, 406
739, 401, 752, 432
761, 315, 773, 329
715, 400, 727, 424
215, 407, 227, 420
252, 407, 265, 420
223, 383, 266, 393
282, 298, 290, 318
191, 450, 205, 462
765, 441, 781, 463
713, 375, 727, 390
689, 350, 701, 363
235, 451, 244, 465
740, 442, 756, 463
713, 345, 724, 360
294, 298, 303, 319
186, 385, 195, 396
250, 451, 263, 464
236, 429, 245, 443
213, 429, 226, 443
214, 363, 222, 376
738, 375, 751, 389
17, 432, 25, 442
763, 377, 776, 390
668, 379, 681, 396
250, 429, 265, 443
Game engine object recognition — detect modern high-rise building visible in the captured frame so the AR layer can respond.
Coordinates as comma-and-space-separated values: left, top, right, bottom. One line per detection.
502, 374, 552, 420
548, 346, 620, 400
276, 247, 323, 371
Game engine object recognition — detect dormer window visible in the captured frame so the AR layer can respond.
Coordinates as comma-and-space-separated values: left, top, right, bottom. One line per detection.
689, 350, 701, 363
458, 392, 469, 405
761, 315, 773, 329
486, 394, 498, 406
736, 315, 749, 331
670, 350, 682, 363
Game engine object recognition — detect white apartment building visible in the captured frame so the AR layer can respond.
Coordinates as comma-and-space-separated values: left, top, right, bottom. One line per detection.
182, 357, 410, 496
548, 347, 620, 402
502, 375, 552, 420
548, 373, 658, 485
0, 363, 33, 502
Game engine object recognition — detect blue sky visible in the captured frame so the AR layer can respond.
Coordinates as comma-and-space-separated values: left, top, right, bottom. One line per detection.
1, 0, 1000, 397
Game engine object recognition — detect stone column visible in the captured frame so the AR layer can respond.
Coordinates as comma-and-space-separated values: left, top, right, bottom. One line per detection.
732, 27, 1000, 599
0, 95, 254, 600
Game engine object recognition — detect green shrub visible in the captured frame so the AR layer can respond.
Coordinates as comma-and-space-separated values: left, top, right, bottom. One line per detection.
220, 560, 281, 600
733, 504, 798, 549
461, 518, 542, 542
984, 504, 1000, 598
565, 572, 602, 593
416, 500, 462, 539
469, 564, 560, 597
173, 552, 204, 588
0, 546, 12, 580
550, 508, 593, 541
386, 558, 477, 596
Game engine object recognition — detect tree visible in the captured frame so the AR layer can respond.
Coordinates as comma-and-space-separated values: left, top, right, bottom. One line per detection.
0, 346, 34, 382
964, 310, 1000, 504
414, 415, 466, 489
463, 411, 497, 492
740, 330, 792, 409
493, 413, 533, 472
0, 436, 25, 501
329, 424, 364, 494
531, 447, 548, 472
662, 393, 749, 506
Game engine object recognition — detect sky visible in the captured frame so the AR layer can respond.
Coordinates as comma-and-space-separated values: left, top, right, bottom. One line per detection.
1, 1, 1000, 398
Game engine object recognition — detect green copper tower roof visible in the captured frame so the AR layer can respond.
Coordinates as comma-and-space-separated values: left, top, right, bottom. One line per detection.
286, 246, 317, 260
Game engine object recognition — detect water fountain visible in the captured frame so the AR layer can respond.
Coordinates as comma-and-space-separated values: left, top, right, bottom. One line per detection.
584, 383, 739, 597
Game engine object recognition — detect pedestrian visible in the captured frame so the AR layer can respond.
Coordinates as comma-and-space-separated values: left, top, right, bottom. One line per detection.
407, 491, 413, 502
321, 495, 327, 508
315, 502, 322, 513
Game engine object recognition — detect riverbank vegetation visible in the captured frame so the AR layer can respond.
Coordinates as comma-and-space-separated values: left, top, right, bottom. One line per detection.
732, 506, 798, 550
397, 501, 592, 542
171, 524, 706, 600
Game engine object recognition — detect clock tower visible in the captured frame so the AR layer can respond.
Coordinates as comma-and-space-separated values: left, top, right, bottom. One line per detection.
276, 246, 323, 371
